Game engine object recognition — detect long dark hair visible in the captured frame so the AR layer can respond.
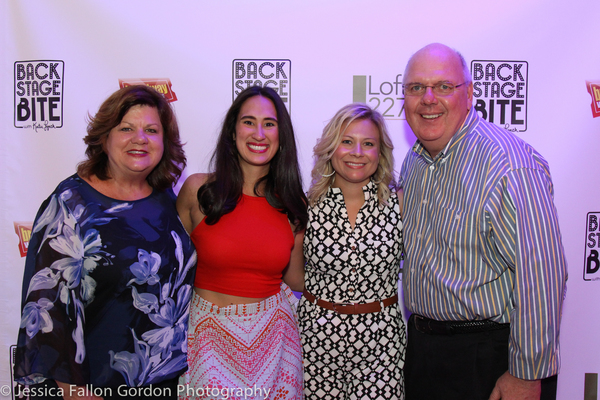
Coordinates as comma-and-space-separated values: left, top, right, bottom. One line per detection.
198, 86, 307, 232
77, 85, 185, 190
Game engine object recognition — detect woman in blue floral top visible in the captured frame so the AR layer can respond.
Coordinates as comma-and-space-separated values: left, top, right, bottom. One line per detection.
14, 86, 197, 400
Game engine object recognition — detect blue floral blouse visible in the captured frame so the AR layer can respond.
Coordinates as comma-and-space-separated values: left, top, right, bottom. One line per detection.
15, 174, 197, 388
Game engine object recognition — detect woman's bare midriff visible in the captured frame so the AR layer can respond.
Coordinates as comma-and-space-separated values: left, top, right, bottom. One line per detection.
194, 287, 269, 308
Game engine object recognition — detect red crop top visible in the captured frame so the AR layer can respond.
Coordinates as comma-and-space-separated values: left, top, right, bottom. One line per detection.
191, 194, 294, 298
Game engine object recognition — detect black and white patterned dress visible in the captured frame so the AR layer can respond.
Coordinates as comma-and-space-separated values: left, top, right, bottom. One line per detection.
298, 181, 406, 400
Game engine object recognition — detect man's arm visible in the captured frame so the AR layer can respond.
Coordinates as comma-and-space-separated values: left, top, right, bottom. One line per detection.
488, 372, 540, 400
487, 166, 567, 380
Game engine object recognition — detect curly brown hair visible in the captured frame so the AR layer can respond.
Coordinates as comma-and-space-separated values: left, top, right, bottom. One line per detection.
77, 85, 186, 191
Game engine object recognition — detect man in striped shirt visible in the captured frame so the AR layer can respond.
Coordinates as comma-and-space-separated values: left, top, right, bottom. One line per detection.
400, 43, 567, 400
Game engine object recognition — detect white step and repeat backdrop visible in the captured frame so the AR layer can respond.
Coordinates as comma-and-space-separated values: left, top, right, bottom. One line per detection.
2, 1, 599, 399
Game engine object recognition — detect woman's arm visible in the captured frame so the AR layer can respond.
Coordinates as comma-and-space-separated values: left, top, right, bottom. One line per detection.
282, 229, 305, 292
176, 173, 209, 233
397, 186, 404, 217
16, 190, 90, 387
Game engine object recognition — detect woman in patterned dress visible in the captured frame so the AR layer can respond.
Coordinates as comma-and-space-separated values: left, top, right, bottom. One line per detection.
176, 86, 307, 399
299, 103, 406, 399
15, 85, 197, 400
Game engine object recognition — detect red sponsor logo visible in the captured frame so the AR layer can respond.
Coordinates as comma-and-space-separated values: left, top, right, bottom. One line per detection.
586, 81, 600, 118
118, 78, 178, 102
14, 222, 33, 258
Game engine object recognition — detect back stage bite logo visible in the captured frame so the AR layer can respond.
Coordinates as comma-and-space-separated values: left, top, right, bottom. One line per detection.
233, 59, 291, 113
585, 212, 600, 281
14, 60, 64, 131
472, 60, 528, 132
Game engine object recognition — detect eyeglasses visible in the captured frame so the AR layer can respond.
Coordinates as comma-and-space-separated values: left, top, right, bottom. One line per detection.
403, 82, 467, 97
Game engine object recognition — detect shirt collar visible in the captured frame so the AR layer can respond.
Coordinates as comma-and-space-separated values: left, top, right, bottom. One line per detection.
328, 179, 377, 202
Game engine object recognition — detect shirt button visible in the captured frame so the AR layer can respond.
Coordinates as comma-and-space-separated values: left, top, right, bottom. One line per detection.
351, 245, 356, 250
348, 288, 355, 293
429, 165, 435, 171
422, 199, 428, 205
351, 268, 357, 273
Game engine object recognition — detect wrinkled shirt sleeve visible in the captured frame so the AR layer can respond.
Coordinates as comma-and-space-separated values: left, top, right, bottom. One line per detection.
486, 167, 567, 380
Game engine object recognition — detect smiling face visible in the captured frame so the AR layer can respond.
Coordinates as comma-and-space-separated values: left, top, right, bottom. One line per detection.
403, 44, 473, 157
331, 118, 380, 191
104, 104, 164, 182
235, 95, 280, 174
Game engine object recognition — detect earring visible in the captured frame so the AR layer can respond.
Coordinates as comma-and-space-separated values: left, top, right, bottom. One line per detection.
320, 160, 335, 177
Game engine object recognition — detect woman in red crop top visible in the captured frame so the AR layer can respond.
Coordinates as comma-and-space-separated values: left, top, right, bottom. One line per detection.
177, 86, 308, 400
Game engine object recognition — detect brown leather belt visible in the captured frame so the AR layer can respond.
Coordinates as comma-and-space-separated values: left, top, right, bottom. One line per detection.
303, 289, 398, 315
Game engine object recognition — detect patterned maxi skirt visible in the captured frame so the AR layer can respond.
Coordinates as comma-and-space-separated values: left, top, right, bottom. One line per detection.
178, 283, 303, 400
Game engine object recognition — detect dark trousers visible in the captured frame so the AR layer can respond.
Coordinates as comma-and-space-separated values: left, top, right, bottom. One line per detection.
404, 314, 557, 400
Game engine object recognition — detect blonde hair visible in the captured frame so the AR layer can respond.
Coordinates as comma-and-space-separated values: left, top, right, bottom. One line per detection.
307, 103, 396, 207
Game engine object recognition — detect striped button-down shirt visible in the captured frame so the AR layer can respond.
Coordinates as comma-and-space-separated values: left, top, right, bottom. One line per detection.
400, 107, 567, 380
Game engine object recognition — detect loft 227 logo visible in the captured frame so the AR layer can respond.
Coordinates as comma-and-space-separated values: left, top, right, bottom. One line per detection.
584, 212, 600, 281
352, 74, 405, 120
